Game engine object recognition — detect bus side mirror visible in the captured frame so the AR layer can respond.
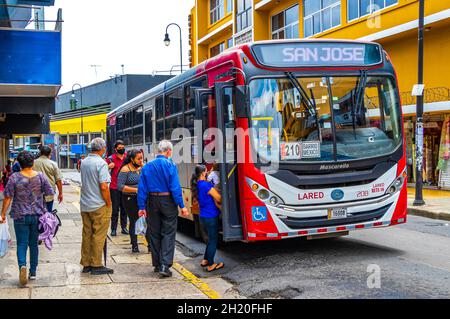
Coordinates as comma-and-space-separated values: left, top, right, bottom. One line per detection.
235, 85, 249, 118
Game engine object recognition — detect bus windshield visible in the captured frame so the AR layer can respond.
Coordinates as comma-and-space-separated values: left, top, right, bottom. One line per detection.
249, 76, 402, 163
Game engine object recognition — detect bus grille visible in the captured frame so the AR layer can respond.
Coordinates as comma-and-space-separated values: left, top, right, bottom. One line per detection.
282, 204, 392, 230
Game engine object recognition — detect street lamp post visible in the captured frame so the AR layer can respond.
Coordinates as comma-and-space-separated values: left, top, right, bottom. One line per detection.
71, 83, 85, 154
164, 23, 183, 74
413, 0, 426, 206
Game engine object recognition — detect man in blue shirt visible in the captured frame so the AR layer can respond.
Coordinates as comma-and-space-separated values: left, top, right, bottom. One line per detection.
138, 140, 188, 277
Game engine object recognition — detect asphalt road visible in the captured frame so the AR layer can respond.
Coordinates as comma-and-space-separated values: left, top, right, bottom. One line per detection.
176, 215, 450, 299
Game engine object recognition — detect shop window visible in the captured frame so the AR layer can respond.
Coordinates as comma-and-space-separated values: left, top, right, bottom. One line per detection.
236, 0, 252, 33
210, 0, 225, 24
304, 0, 341, 37
145, 109, 153, 144
210, 42, 225, 58
69, 135, 78, 145
348, 0, 397, 21
272, 5, 299, 40
60, 135, 68, 145
90, 133, 102, 140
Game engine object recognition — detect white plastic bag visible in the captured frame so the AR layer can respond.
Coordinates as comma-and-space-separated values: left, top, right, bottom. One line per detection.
0, 219, 12, 258
135, 216, 147, 236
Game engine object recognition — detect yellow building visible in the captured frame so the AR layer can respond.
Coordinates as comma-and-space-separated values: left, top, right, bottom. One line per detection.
189, 0, 450, 189
50, 107, 108, 169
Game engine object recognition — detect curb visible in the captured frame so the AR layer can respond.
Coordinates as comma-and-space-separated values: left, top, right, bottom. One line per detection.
407, 207, 450, 222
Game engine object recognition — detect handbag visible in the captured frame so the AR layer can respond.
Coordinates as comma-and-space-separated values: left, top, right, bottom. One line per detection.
36, 173, 62, 236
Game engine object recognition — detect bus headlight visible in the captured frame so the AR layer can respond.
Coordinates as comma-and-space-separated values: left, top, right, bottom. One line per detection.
258, 189, 270, 200
386, 169, 407, 195
246, 178, 284, 207
270, 197, 278, 205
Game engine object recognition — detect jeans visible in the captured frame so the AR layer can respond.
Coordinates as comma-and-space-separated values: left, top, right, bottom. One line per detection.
200, 216, 219, 266
13, 215, 40, 273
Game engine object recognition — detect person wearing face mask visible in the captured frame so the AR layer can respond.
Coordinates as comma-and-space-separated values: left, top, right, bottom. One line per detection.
105, 140, 128, 237
79, 138, 113, 275
117, 149, 148, 253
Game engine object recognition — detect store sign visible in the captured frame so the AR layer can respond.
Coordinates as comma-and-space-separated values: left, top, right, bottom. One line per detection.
252, 42, 383, 68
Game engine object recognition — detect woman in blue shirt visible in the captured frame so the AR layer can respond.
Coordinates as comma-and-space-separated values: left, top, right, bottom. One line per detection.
191, 165, 224, 272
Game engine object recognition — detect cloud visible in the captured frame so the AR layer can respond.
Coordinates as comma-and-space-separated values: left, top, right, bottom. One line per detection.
45, 0, 194, 93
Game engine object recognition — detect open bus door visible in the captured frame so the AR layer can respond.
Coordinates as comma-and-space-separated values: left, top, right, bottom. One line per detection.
214, 83, 244, 242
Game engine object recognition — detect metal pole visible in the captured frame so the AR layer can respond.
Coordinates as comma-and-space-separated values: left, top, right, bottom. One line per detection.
165, 23, 183, 73
413, 0, 425, 206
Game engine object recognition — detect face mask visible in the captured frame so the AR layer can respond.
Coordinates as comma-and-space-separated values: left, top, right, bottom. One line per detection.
117, 149, 125, 155
132, 161, 140, 168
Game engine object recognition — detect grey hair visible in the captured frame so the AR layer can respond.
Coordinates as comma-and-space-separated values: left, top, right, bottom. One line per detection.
90, 138, 107, 152
158, 140, 173, 153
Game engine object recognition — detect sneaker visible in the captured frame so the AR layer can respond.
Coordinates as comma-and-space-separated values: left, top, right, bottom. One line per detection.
131, 246, 140, 254
159, 265, 172, 278
19, 266, 27, 286
121, 228, 129, 235
28, 272, 36, 280
110, 230, 117, 237
153, 266, 161, 273
91, 266, 114, 276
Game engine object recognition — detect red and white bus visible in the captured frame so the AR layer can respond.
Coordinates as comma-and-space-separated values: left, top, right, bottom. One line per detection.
107, 40, 407, 242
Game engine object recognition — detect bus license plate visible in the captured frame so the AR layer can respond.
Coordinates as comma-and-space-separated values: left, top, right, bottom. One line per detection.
328, 208, 347, 220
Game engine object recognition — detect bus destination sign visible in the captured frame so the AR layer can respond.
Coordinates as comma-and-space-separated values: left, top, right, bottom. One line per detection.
252, 42, 383, 68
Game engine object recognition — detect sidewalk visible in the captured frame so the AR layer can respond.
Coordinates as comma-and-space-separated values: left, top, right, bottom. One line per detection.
0, 181, 218, 299
407, 188, 450, 221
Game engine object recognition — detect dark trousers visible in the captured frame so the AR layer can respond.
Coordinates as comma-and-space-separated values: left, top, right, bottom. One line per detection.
200, 216, 219, 266
147, 195, 178, 268
14, 215, 39, 273
122, 193, 139, 248
111, 188, 127, 231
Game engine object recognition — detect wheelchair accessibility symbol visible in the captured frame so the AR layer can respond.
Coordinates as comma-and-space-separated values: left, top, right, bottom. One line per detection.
252, 206, 268, 222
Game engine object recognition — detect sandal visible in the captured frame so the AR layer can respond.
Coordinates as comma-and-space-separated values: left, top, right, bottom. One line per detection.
200, 260, 209, 267
206, 262, 224, 272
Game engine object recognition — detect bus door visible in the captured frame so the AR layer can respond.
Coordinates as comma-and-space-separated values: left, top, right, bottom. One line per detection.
214, 83, 243, 242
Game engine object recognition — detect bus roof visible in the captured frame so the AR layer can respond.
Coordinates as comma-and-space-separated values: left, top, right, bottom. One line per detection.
108, 39, 385, 119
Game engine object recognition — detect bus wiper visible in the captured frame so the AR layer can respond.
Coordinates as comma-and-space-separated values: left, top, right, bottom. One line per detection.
285, 72, 321, 141
352, 70, 368, 139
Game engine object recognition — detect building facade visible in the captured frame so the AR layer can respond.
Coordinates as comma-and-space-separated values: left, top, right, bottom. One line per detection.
51, 74, 172, 168
0, 0, 61, 169
189, 0, 450, 189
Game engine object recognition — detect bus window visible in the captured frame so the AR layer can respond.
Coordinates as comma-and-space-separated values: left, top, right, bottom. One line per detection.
132, 106, 144, 145
165, 87, 184, 140
145, 109, 153, 144
155, 96, 164, 142
185, 79, 207, 135
133, 126, 143, 145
